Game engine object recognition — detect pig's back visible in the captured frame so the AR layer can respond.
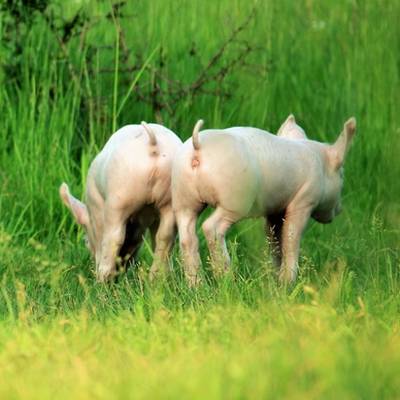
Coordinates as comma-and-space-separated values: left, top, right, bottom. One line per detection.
223, 127, 323, 214
103, 124, 181, 161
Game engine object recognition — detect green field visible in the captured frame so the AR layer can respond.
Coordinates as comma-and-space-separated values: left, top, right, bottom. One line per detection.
0, 0, 399, 398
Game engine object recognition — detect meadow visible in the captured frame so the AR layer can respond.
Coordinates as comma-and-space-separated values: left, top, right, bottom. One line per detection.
0, 0, 399, 398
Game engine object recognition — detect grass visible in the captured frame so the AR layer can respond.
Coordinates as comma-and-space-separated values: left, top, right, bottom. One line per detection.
0, 0, 399, 398
1, 301, 400, 399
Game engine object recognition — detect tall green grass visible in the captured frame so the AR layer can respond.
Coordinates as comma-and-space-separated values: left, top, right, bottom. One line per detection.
0, 0, 399, 398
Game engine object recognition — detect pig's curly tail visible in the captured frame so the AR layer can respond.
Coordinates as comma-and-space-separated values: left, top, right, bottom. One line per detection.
192, 119, 204, 150
141, 121, 157, 146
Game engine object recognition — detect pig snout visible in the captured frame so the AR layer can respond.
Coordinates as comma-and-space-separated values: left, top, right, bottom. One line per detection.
312, 202, 342, 224
96, 261, 118, 282
312, 211, 334, 224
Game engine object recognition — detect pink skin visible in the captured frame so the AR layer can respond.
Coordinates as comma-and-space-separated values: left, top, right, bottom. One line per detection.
60, 123, 182, 282
172, 115, 356, 286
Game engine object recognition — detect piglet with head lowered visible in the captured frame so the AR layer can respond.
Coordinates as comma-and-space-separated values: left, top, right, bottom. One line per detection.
172, 116, 356, 286
60, 122, 182, 282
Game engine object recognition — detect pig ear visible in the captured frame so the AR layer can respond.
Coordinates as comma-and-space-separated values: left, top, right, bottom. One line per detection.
329, 117, 356, 169
277, 114, 295, 135
277, 114, 307, 139
59, 182, 89, 226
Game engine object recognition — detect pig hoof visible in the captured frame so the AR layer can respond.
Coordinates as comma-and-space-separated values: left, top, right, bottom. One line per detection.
187, 274, 202, 288
212, 262, 230, 278
278, 269, 296, 285
149, 263, 169, 282
97, 268, 116, 283
149, 270, 157, 282
149, 269, 163, 283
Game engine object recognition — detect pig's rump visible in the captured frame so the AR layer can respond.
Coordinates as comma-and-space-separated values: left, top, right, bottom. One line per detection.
90, 124, 179, 212
172, 132, 262, 217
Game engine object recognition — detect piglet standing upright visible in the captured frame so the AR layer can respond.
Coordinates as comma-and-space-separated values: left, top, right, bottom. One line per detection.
172, 116, 356, 286
60, 122, 182, 282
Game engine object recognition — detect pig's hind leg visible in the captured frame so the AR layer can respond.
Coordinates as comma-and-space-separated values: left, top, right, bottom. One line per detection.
202, 207, 239, 276
149, 206, 176, 280
176, 208, 203, 287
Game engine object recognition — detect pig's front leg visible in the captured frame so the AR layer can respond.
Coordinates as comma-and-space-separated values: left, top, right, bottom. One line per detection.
176, 210, 201, 286
97, 208, 127, 282
149, 206, 176, 280
279, 205, 311, 283
266, 213, 284, 268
